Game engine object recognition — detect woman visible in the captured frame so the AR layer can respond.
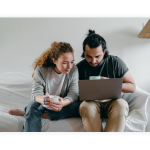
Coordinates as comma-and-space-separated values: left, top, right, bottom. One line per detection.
8, 42, 81, 132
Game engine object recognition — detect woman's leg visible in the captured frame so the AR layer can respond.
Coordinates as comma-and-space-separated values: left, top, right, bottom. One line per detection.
8, 109, 25, 116
23, 100, 44, 132
8, 101, 81, 122
46, 101, 81, 121
8, 109, 50, 119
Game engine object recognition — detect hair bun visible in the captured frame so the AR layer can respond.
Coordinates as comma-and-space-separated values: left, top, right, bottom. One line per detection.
87, 29, 95, 36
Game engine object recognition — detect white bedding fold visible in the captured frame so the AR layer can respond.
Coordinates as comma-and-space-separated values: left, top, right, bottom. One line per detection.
0, 72, 150, 132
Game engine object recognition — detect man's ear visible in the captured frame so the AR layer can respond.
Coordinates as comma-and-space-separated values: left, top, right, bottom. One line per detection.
104, 49, 106, 54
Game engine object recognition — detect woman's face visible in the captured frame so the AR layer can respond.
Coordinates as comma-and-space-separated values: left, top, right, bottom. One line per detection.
53, 52, 74, 74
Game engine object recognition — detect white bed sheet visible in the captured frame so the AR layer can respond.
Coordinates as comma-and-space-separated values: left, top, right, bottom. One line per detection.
0, 72, 150, 132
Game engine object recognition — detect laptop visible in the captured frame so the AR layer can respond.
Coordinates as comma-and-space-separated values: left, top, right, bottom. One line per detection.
78, 78, 123, 101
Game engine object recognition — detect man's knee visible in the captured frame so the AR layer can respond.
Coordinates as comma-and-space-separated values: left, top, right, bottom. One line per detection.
79, 101, 99, 116
111, 99, 129, 117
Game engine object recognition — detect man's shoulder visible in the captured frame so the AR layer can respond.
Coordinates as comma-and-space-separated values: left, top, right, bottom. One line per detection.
76, 59, 86, 68
106, 55, 123, 63
108, 55, 128, 72
106, 54, 119, 60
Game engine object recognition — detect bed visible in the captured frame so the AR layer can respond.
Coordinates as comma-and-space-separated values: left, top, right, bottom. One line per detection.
0, 72, 150, 132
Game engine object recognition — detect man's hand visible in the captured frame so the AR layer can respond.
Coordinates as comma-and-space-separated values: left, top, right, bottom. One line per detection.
101, 77, 109, 79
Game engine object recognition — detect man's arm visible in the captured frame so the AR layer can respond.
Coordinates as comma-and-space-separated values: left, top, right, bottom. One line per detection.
122, 71, 136, 93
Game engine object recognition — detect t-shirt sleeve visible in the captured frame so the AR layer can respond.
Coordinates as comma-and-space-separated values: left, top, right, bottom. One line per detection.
114, 56, 129, 78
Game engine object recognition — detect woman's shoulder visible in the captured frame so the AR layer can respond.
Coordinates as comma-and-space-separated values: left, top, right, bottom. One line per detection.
68, 64, 78, 76
71, 64, 78, 71
37, 65, 49, 72
34, 66, 49, 81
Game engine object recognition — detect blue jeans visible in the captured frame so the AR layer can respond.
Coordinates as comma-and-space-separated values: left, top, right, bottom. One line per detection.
22, 100, 81, 132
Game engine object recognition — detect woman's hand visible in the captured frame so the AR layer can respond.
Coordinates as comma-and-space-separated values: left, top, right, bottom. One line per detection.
42, 93, 52, 109
49, 97, 64, 112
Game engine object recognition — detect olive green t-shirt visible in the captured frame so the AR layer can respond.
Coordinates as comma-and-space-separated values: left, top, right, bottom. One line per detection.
76, 55, 129, 80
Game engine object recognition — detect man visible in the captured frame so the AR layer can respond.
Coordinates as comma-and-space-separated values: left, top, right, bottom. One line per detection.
76, 30, 136, 132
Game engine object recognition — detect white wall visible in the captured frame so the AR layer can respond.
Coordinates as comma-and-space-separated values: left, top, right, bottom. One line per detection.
0, 18, 150, 93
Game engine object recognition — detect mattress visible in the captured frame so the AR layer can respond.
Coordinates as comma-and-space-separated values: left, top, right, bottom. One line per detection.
0, 72, 150, 132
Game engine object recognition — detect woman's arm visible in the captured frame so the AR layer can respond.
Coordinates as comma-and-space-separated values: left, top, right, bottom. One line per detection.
31, 67, 54, 108
35, 94, 51, 108
62, 98, 71, 106
49, 98, 71, 111
48, 66, 79, 111
35, 95, 44, 104
31, 67, 46, 101
63, 66, 79, 103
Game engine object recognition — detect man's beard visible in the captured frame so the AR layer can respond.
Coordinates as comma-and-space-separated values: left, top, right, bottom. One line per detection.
89, 62, 98, 66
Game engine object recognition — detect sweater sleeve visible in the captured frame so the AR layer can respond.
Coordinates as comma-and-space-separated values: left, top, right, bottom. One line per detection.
31, 67, 45, 100
63, 66, 79, 103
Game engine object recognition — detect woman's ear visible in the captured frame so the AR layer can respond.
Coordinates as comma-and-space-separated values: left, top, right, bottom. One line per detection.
52, 58, 56, 64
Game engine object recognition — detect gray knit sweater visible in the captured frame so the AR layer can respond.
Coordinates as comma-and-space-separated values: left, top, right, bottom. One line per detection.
31, 64, 79, 103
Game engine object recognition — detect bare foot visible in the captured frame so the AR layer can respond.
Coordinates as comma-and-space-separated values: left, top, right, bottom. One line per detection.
8, 109, 50, 119
41, 113, 50, 119
8, 109, 25, 116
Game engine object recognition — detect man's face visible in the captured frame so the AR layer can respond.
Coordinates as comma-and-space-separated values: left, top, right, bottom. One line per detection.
84, 45, 106, 67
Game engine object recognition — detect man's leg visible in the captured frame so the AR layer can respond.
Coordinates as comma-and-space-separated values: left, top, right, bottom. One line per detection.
22, 100, 43, 132
104, 99, 129, 132
79, 101, 103, 132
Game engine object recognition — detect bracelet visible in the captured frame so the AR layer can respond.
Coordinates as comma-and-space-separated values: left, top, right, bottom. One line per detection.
43, 98, 48, 105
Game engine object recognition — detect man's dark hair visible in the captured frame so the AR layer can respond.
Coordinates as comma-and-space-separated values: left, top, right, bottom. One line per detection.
81, 29, 109, 58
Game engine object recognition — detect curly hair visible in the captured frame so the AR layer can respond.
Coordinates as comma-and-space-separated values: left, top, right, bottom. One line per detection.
32, 42, 74, 76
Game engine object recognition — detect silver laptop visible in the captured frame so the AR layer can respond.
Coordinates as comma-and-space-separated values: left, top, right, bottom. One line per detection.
78, 78, 123, 101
